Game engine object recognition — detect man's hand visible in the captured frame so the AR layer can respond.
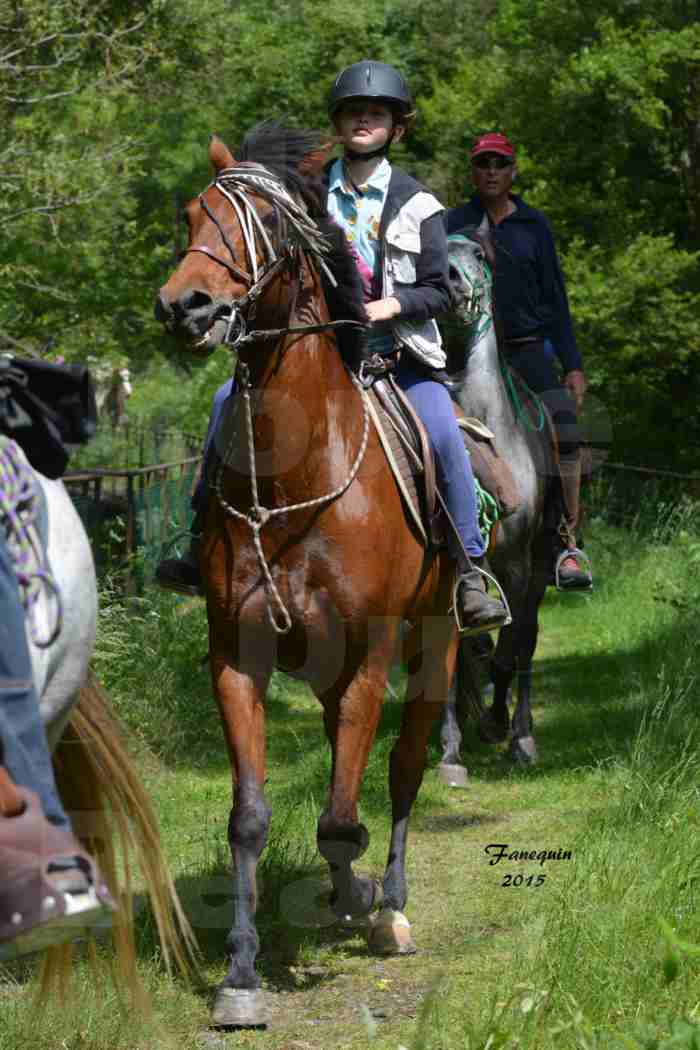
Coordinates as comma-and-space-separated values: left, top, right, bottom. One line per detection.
564, 369, 586, 411
365, 297, 401, 323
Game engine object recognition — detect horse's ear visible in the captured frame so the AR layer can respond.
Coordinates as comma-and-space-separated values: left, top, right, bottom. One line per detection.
209, 135, 236, 172
299, 139, 337, 177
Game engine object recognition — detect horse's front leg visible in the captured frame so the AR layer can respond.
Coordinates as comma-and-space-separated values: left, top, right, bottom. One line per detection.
438, 673, 468, 786
209, 649, 272, 1029
480, 628, 514, 744
372, 615, 458, 955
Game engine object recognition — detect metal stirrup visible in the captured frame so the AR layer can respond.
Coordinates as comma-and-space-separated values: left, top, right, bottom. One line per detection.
554, 547, 593, 592
449, 563, 512, 634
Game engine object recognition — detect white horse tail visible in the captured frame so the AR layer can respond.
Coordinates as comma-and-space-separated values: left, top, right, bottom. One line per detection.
37, 668, 200, 1004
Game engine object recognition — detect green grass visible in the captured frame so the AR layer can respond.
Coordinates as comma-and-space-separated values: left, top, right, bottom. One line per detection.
1, 496, 699, 1048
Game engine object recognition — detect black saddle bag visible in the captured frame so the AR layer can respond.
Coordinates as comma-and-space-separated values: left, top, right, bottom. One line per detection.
0, 356, 97, 478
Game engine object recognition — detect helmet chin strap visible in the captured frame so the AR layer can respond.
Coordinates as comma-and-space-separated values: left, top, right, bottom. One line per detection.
344, 126, 398, 163
344, 143, 389, 162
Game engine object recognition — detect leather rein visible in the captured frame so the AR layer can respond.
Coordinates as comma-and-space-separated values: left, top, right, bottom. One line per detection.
182, 165, 367, 351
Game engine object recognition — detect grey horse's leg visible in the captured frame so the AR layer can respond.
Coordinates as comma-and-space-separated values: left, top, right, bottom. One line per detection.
479, 628, 514, 744
479, 557, 532, 747
509, 569, 548, 765
438, 637, 490, 784
438, 674, 468, 787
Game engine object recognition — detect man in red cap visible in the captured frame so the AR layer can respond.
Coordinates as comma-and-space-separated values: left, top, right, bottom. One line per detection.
445, 132, 592, 590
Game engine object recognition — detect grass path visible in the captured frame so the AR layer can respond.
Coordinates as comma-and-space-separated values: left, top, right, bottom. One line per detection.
4, 520, 695, 1049
136, 585, 614, 1049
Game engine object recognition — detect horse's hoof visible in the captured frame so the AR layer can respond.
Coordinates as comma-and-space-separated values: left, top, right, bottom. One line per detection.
509, 735, 537, 764
196, 1029, 229, 1049
211, 988, 269, 1029
437, 762, 469, 788
368, 909, 416, 956
333, 877, 383, 928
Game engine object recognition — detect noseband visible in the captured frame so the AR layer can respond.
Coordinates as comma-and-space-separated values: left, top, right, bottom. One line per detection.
447, 234, 493, 348
183, 164, 366, 350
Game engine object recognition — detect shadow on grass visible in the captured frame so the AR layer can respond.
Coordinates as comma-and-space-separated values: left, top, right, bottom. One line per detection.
131, 858, 385, 996
449, 612, 697, 783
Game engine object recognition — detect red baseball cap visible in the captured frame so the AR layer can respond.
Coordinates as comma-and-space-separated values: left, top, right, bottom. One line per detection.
471, 132, 516, 160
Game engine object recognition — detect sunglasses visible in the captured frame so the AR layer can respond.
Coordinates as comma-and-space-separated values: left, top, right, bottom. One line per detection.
473, 154, 514, 170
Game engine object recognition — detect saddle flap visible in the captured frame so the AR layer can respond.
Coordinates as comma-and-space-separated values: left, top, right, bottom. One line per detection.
460, 416, 495, 441
369, 379, 440, 546
456, 419, 521, 518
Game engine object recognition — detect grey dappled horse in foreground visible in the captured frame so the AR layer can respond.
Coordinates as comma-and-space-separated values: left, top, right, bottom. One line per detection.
439, 233, 556, 768
17, 471, 194, 990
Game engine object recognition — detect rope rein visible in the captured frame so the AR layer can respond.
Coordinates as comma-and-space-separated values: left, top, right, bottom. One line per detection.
0, 437, 62, 647
213, 363, 371, 634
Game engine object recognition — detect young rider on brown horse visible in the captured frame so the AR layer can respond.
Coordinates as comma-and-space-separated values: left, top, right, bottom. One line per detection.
157, 61, 509, 635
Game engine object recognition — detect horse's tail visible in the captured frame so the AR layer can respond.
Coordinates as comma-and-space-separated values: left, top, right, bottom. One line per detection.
38, 668, 199, 1004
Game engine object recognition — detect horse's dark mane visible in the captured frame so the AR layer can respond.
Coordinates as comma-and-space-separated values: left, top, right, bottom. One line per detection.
237, 120, 327, 219
237, 120, 367, 357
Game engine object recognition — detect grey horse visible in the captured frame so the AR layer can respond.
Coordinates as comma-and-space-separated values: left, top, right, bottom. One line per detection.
438, 232, 559, 768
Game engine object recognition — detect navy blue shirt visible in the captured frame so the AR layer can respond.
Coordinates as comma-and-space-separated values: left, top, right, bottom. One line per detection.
445, 195, 582, 373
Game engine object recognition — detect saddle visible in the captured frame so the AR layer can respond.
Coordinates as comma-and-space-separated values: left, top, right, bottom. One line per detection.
366, 374, 521, 550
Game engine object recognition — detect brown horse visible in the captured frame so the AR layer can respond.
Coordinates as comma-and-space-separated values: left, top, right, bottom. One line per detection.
155, 124, 460, 1027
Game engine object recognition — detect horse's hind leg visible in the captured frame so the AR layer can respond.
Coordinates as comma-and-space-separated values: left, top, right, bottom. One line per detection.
509, 575, 547, 765
316, 640, 395, 925
209, 650, 272, 1029
371, 616, 458, 955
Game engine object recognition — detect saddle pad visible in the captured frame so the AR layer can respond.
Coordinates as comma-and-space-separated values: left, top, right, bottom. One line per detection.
366, 392, 428, 546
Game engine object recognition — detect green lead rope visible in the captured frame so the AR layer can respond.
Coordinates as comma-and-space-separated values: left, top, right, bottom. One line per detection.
500, 359, 545, 433
474, 474, 500, 545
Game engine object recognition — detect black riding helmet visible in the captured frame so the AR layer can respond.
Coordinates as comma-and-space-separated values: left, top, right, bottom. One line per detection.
328, 61, 413, 119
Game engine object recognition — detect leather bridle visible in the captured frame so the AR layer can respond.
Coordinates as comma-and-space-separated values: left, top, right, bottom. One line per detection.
181, 164, 367, 351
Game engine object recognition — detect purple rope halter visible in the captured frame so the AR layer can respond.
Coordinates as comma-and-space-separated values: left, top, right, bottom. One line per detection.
0, 437, 62, 648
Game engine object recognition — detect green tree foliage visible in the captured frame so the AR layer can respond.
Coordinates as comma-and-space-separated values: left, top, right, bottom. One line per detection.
2, 0, 698, 463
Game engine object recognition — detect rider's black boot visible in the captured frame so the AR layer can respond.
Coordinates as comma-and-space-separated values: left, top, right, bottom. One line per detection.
455, 555, 509, 635
155, 511, 204, 596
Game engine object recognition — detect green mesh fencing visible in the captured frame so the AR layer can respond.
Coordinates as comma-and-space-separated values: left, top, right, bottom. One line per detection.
65, 425, 202, 589
134, 464, 200, 580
